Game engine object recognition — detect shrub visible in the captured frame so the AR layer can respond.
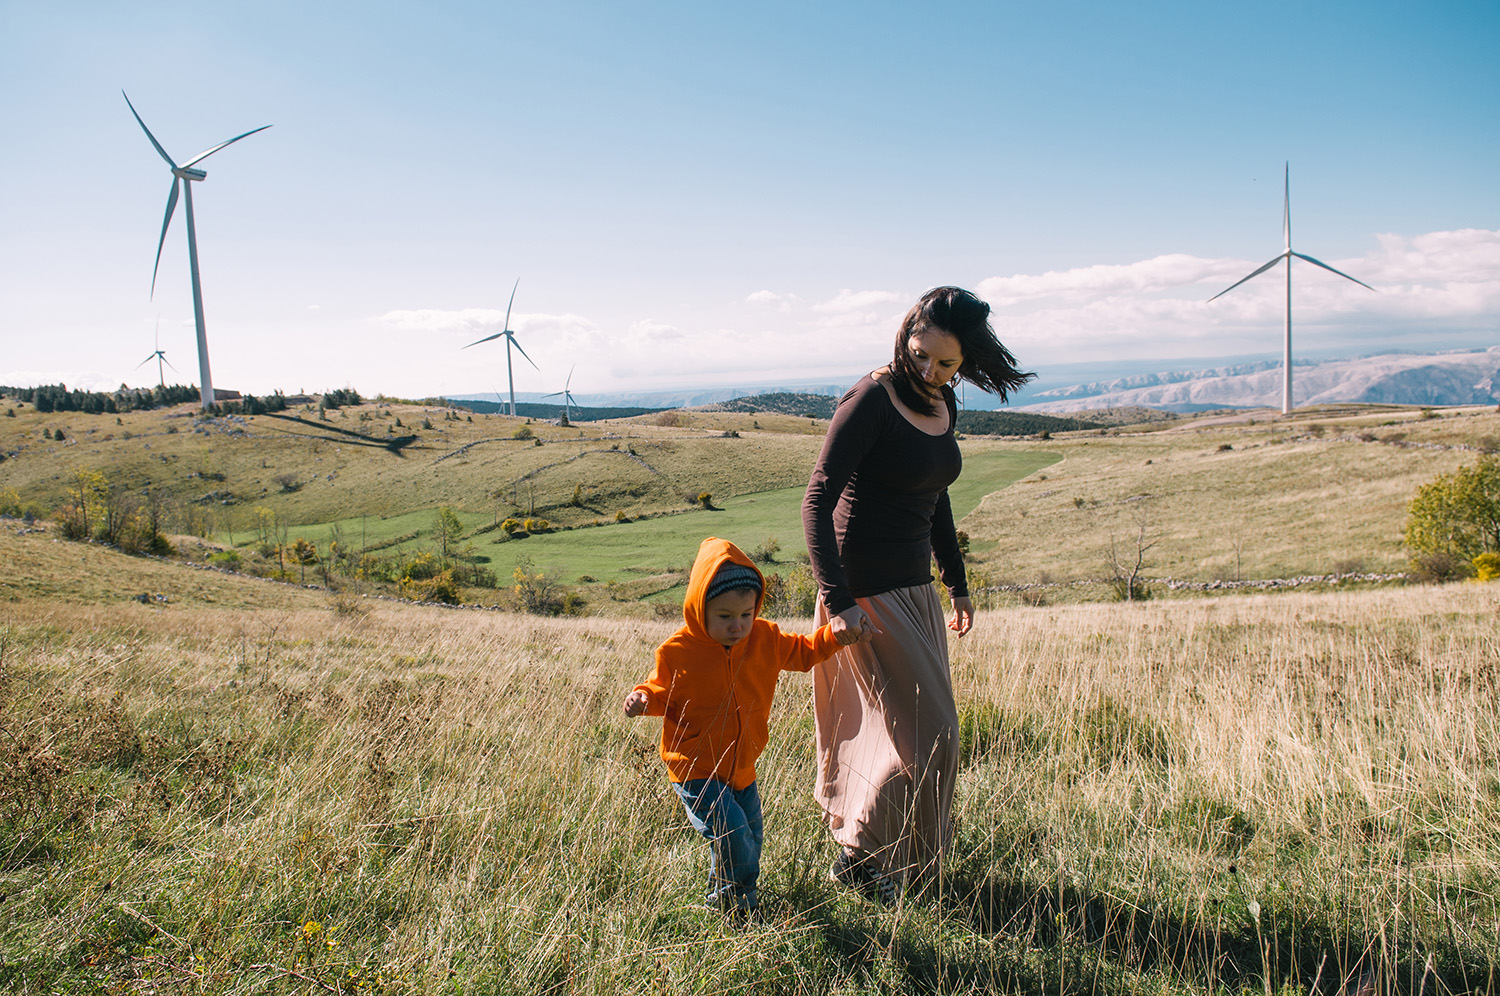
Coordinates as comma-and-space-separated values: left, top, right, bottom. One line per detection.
761, 565, 819, 617
1472, 551, 1500, 582
400, 551, 444, 582
513, 425, 534, 440
209, 550, 242, 568
1408, 551, 1473, 584
751, 536, 781, 563
513, 558, 564, 615
695, 491, 714, 509
400, 569, 461, 604
501, 518, 523, 535
522, 518, 550, 534
614, 510, 629, 523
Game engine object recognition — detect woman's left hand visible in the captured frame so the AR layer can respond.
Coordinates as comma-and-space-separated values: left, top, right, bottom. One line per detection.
948, 596, 974, 637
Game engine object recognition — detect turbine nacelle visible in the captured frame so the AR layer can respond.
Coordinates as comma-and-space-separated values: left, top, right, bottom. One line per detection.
173, 167, 208, 181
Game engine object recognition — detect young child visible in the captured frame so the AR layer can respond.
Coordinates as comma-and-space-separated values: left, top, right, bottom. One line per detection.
623, 536, 845, 915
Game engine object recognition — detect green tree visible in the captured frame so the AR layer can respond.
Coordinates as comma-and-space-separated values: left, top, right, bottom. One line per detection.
289, 537, 320, 584
1405, 456, 1500, 579
435, 505, 464, 560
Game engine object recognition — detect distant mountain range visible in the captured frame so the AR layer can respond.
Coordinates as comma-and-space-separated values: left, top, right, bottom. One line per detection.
448, 348, 1500, 415
1014, 348, 1500, 413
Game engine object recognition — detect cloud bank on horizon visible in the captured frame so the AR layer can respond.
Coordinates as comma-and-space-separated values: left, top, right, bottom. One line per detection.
351, 226, 1498, 396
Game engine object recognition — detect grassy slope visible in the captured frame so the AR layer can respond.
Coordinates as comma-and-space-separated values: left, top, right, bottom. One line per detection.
960, 405, 1500, 586
5, 397, 1498, 603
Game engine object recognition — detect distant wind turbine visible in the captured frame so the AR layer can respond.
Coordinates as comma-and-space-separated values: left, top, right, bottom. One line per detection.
462, 279, 537, 416
123, 91, 271, 411
543, 365, 579, 424
136, 320, 179, 389
1208, 163, 1375, 415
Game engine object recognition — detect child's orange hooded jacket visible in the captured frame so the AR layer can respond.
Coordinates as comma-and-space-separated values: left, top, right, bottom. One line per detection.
633, 537, 840, 790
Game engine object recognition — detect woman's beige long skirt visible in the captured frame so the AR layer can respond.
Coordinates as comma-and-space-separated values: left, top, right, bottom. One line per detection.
813, 583, 960, 881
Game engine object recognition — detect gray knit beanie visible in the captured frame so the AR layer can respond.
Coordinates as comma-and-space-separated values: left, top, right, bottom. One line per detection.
705, 562, 762, 602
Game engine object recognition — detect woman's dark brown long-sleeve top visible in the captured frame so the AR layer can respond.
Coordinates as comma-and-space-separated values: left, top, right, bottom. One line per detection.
801, 374, 968, 616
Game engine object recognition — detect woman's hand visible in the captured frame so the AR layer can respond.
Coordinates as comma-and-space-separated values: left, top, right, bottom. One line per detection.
830, 605, 881, 645
622, 690, 648, 717
948, 596, 974, 637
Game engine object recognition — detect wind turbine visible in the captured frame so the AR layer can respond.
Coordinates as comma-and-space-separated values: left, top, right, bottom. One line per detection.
1208, 163, 1375, 415
136, 320, 179, 389
123, 91, 271, 411
543, 365, 578, 424
462, 279, 537, 416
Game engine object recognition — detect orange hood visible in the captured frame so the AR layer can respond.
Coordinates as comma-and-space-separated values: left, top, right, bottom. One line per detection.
680, 537, 764, 642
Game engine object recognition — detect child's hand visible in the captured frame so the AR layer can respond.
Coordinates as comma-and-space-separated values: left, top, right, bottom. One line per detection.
622, 690, 648, 717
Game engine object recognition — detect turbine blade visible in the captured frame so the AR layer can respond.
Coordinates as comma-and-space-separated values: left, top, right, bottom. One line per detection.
1206, 253, 1287, 302
122, 91, 178, 168
509, 335, 540, 371
181, 124, 273, 168
542, 390, 563, 399
1283, 162, 1291, 250
463, 332, 505, 348
503, 278, 519, 332
1290, 252, 1376, 291
162, 355, 180, 372
565, 363, 574, 390
151, 178, 181, 298
136, 355, 156, 369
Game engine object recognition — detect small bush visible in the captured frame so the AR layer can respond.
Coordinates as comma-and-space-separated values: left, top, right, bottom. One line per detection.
513, 425, 534, 440
401, 569, 461, 604
209, 550, 243, 568
501, 518, 523, 535
1472, 551, 1500, 582
614, 510, 629, 523
761, 565, 819, 617
1409, 551, 1473, 584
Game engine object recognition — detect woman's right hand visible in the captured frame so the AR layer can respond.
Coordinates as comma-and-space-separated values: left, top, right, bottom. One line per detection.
830, 605, 881, 645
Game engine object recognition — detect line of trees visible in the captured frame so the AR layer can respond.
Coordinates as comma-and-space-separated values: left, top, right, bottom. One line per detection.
2, 384, 361, 416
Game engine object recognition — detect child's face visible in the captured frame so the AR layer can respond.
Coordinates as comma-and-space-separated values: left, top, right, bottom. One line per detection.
703, 587, 757, 648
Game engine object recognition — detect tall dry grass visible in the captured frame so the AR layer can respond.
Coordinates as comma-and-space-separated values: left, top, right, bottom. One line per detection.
1, 583, 1496, 993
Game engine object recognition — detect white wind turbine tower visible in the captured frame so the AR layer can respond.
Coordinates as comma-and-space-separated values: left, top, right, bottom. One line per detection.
543, 365, 579, 424
136, 320, 179, 389
1208, 164, 1375, 415
123, 91, 271, 411
462, 279, 538, 416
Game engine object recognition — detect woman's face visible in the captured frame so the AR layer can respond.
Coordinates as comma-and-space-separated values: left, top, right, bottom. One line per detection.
906, 330, 964, 394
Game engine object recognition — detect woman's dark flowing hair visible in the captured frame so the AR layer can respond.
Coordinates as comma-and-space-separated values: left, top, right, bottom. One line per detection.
890, 286, 1035, 416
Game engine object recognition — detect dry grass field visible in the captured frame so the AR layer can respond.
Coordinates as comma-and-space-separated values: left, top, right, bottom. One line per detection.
959, 405, 1500, 590
0, 524, 1495, 994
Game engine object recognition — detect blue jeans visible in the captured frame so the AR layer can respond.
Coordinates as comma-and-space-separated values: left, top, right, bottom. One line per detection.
672, 779, 763, 910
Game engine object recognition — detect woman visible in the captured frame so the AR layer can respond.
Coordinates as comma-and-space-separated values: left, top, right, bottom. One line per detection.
802, 286, 1032, 900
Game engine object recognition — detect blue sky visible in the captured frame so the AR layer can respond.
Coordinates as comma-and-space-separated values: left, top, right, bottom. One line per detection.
1, 1, 1496, 404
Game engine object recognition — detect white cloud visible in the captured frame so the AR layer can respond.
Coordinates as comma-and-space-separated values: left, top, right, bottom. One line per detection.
977, 228, 1500, 364
978, 254, 1236, 305
812, 289, 905, 314
745, 289, 795, 313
